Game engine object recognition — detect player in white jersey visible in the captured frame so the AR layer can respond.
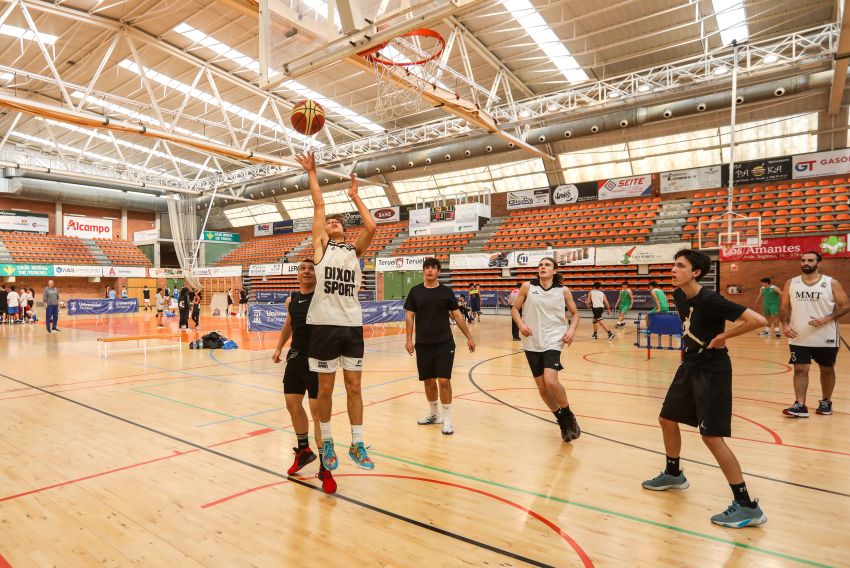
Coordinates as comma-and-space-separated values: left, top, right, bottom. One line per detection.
585, 281, 615, 340
780, 251, 849, 417
512, 257, 582, 442
296, 152, 377, 473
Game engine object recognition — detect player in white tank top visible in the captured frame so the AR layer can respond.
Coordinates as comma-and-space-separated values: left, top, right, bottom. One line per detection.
780, 251, 850, 417
297, 152, 377, 475
512, 257, 582, 442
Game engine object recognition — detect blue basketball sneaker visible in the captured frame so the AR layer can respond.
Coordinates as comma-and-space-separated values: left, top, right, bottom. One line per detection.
710, 500, 767, 528
321, 439, 338, 470
348, 442, 374, 470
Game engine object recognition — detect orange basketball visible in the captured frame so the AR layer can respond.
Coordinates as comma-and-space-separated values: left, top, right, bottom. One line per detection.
290, 100, 325, 136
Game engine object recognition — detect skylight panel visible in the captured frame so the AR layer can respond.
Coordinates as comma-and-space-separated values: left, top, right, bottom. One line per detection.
501, 0, 589, 84
0, 24, 57, 45
173, 24, 383, 133
712, 0, 749, 46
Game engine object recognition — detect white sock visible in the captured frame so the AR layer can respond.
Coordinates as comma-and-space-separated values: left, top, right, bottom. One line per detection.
442, 404, 452, 422
428, 399, 439, 416
763, 326, 770, 332
320, 421, 332, 441
351, 425, 363, 444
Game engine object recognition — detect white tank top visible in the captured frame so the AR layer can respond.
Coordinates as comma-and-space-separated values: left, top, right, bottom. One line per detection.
789, 275, 838, 347
522, 279, 567, 352
589, 289, 605, 308
307, 240, 362, 326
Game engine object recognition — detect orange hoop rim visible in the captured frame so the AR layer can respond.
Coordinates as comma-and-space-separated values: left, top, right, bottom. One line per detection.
357, 28, 445, 67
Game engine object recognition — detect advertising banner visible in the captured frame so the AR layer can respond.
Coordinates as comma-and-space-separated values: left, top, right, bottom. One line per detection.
255, 291, 291, 303
507, 188, 550, 210
247, 304, 288, 332
0, 264, 53, 277
63, 216, 113, 239
67, 298, 139, 315
449, 253, 493, 270
454, 203, 479, 233
660, 166, 722, 194
595, 242, 689, 266
202, 231, 239, 243
254, 223, 273, 237
409, 208, 431, 236
358, 290, 375, 302
272, 220, 294, 235
553, 246, 595, 267
102, 266, 147, 278
792, 149, 850, 180
361, 300, 406, 325
719, 234, 849, 261
133, 229, 159, 242
551, 182, 598, 204
147, 267, 183, 278
375, 255, 430, 272
192, 266, 243, 277
725, 156, 792, 185
371, 206, 400, 223
292, 218, 312, 233
598, 175, 653, 200
0, 211, 50, 233
508, 249, 553, 268
249, 264, 282, 276
53, 265, 103, 277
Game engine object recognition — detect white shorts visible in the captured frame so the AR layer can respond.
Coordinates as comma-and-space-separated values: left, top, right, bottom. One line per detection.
309, 355, 363, 373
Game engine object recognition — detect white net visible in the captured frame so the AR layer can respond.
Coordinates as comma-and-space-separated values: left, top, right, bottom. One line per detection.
166, 196, 203, 290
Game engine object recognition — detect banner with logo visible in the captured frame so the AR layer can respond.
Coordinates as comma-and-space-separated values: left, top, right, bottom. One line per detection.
272, 220, 294, 235
725, 156, 792, 185
0, 211, 49, 233
358, 290, 375, 302
147, 267, 183, 278
67, 298, 138, 316
551, 182, 598, 204
202, 231, 239, 243
449, 253, 493, 270
247, 304, 288, 332
361, 300, 406, 325
52, 265, 102, 277
595, 242, 688, 266
409, 208, 431, 236
63, 216, 113, 239
375, 255, 430, 272
192, 266, 242, 277
371, 206, 400, 223
719, 234, 850, 261
792, 149, 850, 180
102, 266, 147, 278
254, 223, 274, 237
249, 264, 282, 276
660, 166, 722, 194
508, 249, 553, 268
598, 175, 653, 200
255, 291, 291, 303
507, 189, 550, 210
292, 218, 312, 233
0, 264, 53, 277
133, 229, 159, 243
553, 246, 595, 267
454, 203, 479, 233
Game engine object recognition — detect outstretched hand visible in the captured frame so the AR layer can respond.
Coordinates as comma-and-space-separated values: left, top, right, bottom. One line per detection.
348, 173, 359, 199
295, 152, 316, 172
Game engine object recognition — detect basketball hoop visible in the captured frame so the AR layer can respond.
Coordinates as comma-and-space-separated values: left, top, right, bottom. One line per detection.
358, 28, 446, 120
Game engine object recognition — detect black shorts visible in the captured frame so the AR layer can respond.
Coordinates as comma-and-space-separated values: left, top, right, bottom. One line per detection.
309, 325, 365, 373
415, 342, 455, 381
283, 351, 319, 398
789, 345, 839, 367
660, 355, 732, 437
592, 307, 604, 321
524, 350, 563, 377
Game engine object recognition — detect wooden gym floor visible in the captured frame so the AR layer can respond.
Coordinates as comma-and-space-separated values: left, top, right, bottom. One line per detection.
0, 310, 846, 567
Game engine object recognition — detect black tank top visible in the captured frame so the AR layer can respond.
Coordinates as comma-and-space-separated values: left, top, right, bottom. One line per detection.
289, 291, 314, 351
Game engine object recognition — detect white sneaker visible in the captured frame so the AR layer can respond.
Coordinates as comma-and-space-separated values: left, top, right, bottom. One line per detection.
441, 420, 454, 435
417, 414, 442, 425
758, 330, 769, 336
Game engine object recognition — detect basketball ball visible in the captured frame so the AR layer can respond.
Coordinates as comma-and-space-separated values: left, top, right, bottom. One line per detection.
290, 100, 325, 136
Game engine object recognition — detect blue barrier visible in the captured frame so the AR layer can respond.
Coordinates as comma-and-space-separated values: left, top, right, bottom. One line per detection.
255, 291, 291, 303
68, 298, 139, 316
247, 300, 406, 332
634, 312, 683, 359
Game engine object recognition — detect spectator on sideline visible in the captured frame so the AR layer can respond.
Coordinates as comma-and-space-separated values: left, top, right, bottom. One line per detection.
121, 286, 128, 299
0, 284, 7, 324
19, 287, 31, 323
108, 287, 116, 300
43, 280, 60, 333
142, 285, 151, 311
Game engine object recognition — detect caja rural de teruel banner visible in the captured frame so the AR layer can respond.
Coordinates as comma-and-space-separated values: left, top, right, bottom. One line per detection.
598, 175, 653, 200
792, 149, 850, 180
719, 234, 850, 261
595, 242, 690, 266
660, 166, 722, 194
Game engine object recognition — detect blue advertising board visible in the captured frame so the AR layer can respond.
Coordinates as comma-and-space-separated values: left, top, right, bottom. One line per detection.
68, 298, 139, 315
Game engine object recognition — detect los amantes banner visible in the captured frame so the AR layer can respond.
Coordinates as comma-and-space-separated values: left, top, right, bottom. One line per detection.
719, 235, 850, 261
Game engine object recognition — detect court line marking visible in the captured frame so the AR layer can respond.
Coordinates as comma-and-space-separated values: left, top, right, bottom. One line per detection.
201, 473, 594, 568
0, 552, 12, 568
0, 373, 553, 568
582, 351, 793, 376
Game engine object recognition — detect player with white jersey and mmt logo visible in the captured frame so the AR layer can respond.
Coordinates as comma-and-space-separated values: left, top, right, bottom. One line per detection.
296, 152, 377, 476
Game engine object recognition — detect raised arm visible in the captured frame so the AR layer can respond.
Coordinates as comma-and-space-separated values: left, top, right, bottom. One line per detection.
349, 174, 377, 258
272, 297, 293, 363
296, 152, 328, 262
563, 287, 580, 346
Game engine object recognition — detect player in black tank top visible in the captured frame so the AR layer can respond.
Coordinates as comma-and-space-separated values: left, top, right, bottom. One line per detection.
272, 260, 336, 493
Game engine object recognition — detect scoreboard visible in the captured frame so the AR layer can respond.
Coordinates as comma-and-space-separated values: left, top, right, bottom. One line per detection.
430, 205, 455, 222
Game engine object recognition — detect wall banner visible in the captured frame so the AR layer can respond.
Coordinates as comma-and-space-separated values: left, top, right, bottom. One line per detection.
102, 266, 147, 278
54, 265, 104, 278
719, 234, 850, 261
249, 264, 282, 276
506, 189, 550, 210
372, 206, 400, 223
375, 255, 430, 272
551, 182, 598, 204
792, 149, 850, 180
0, 211, 50, 233
63, 216, 112, 239
553, 246, 595, 267
595, 242, 689, 266
660, 166, 722, 194
598, 175, 653, 200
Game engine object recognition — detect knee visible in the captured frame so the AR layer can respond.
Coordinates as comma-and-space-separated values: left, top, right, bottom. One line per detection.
345, 381, 362, 397
437, 379, 451, 390
317, 382, 334, 398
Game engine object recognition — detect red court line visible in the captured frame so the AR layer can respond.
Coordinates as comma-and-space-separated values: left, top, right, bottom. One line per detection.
582, 352, 793, 376
733, 413, 783, 445
201, 472, 594, 568
0, 552, 12, 568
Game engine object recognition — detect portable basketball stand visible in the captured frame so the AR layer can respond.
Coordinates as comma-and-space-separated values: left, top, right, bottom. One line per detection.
634, 313, 683, 359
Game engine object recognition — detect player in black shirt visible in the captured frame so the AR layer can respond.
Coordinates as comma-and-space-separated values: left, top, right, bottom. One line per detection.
642, 249, 768, 528
272, 260, 336, 494
404, 257, 475, 435
142, 285, 151, 311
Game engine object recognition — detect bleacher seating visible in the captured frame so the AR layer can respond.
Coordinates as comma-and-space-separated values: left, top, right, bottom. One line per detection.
0, 232, 98, 264
450, 264, 673, 292
683, 177, 850, 247
393, 233, 474, 261
97, 239, 152, 266
215, 232, 309, 267
297, 221, 406, 264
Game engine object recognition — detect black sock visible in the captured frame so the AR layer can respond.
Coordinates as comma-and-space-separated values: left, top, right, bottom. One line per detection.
665, 456, 681, 476
296, 433, 309, 450
731, 482, 754, 507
